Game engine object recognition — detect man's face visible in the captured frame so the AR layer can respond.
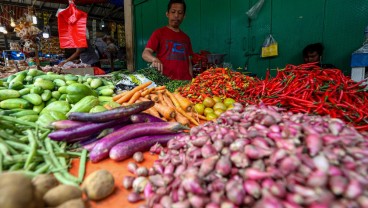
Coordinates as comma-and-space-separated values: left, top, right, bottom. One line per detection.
304, 51, 320, 63
166, 3, 185, 29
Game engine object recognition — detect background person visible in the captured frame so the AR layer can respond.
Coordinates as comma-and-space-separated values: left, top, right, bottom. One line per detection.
303, 43, 335, 69
142, 0, 193, 80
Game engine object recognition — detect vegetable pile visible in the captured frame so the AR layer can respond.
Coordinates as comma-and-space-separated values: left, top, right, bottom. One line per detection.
241, 63, 368, 131
0, 68, 116, 128
0, 115, 86, 186
177, 68, 252, 103
133, 103, 368, 207
48, 101, 189, 163
112, 82, 203, 126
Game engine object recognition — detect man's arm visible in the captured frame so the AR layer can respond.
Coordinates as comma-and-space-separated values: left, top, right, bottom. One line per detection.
58, 49, 82, 67
142, 48, 163, 73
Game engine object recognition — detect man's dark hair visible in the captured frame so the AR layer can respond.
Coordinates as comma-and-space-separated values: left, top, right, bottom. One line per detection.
167, 0, 186, 14
303, 43, 324, 57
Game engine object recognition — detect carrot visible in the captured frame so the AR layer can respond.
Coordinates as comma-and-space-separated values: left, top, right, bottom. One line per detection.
150, 94, 159, 102
139, 97, 150, 102
166, 90, 181, 108
116, 81, 152, 104
113, 91, 127, 101
176, 107, 199, 126
127, 91, 142, 104
173, 92, 193, 112
145, 107, 161, 118
157, 92, 164, 104
175, 110, 190, 126
154, 86, 166, 91
103, 103, 113, 110
154, 103, 176, 119
191, 111, 207, 121
155, 89, 166, 94
141, 88, 154, 97
163, 94, 175, 108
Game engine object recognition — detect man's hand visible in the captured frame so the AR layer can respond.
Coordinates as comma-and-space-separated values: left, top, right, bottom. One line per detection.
150, 57, 163, 74
58, 60, 66, 67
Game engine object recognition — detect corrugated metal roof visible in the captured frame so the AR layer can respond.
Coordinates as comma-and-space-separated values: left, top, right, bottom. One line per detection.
0, 0, 124, 23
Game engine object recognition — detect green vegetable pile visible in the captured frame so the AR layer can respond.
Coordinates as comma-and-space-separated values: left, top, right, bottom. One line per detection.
0, 68, 116, 127
0, 115, 86, 186
136, 68, 190, 92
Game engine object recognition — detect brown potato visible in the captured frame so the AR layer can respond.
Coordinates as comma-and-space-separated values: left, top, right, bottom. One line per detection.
32, 174, 59, 197
0, 172, 39, 208
43, 184, 83, 207
81, 169, 115, 201
56, 198, 86, 208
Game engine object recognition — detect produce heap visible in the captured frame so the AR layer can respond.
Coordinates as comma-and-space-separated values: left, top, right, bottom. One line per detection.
128, 103, 368, 207
240, 63, 368, 131
177, 67, 252, 103
0, 62, 368, 207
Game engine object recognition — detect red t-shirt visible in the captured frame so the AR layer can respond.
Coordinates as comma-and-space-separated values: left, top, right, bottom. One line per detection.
146, 27, 193, 80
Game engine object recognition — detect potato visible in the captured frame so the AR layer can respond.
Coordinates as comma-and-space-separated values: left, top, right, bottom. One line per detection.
43, 184, 83, 207
0, 172, 40, 208
32, 174, 59, 197
56, 198, 86, 208
82, 169, 115, 201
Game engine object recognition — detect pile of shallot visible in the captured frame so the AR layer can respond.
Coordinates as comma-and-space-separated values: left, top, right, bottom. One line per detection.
133, 103, 368, 208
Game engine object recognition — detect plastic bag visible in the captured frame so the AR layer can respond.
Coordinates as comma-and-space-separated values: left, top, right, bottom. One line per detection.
115, 74, 156, 91
57, 1, 88, 48
261, 34, 278, 58
246, 0, 265, 19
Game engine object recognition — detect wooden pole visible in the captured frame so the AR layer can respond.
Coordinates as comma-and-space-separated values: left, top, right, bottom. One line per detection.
124, 0, 135, 72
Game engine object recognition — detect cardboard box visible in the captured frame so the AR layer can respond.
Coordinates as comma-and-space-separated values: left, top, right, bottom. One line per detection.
61, 67, 95, 75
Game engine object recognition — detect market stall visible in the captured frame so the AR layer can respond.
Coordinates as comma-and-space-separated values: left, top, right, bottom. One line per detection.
1, 1, 368, 208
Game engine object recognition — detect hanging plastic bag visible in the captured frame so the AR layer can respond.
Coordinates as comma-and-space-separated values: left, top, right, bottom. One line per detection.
246, 0, 265, 19
261, 34, 278, 58
57, 0, 88, 48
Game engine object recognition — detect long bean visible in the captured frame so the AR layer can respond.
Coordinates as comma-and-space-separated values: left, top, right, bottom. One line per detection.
24, 129, 38, 170
0, 153, 3, 173
78, 149, 88, 182
34, 163, 50, 174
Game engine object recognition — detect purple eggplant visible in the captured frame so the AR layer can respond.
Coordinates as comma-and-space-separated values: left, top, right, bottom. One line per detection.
48, 117, 131, 142
109, 133, 187, 161
50, 120, 86, 130
89, 122, 189, 163
68, 101, 154, 122
130, 113, 165, 123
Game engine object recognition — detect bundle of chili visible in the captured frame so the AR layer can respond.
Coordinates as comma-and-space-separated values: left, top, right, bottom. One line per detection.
241, 63, 368, 131
177, 67, 252, 103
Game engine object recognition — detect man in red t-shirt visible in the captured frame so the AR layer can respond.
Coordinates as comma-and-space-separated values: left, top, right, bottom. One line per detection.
142, 0, 193, 80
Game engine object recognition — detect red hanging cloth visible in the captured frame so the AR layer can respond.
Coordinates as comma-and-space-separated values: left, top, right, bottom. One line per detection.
57, 1, 88, 48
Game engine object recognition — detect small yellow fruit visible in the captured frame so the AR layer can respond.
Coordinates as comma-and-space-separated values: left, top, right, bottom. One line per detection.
213, 102, 227, 111
204, 107, 214, 116
223, 98, 236, 107
206, 112, 218, 121
212, 96, 222, 103
203, 97, 216, 108
194, 103, 205, 115
214, 108, 224, 117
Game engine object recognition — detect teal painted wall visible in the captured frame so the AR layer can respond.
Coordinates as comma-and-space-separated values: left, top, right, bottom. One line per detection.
134, 0, 368, 78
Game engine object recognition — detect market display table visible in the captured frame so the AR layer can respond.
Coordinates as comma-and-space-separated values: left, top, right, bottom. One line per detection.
69, 152, 158, 208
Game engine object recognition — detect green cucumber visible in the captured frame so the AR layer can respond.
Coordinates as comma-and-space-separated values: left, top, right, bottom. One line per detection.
19, 114, 39, 122
52, 91, 61, 100
58, 86, 67, 94
41, 90, 52, 101
89, 105, 107, 113
0, 89, 20, 101
33, 74, 65, 81
53, 79, 66, 87
59, 94, 67, 101
98, 96, 113, 103
18, 88, 30, 96
22, 93, 43, 105
33, 102, 45, 114
30, 86, 43, 94
99, 88, 114, 96
0, 98, 31, 109
34, 79, 55, 90
90, 78, 103, 89
67, 96, 99, 115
